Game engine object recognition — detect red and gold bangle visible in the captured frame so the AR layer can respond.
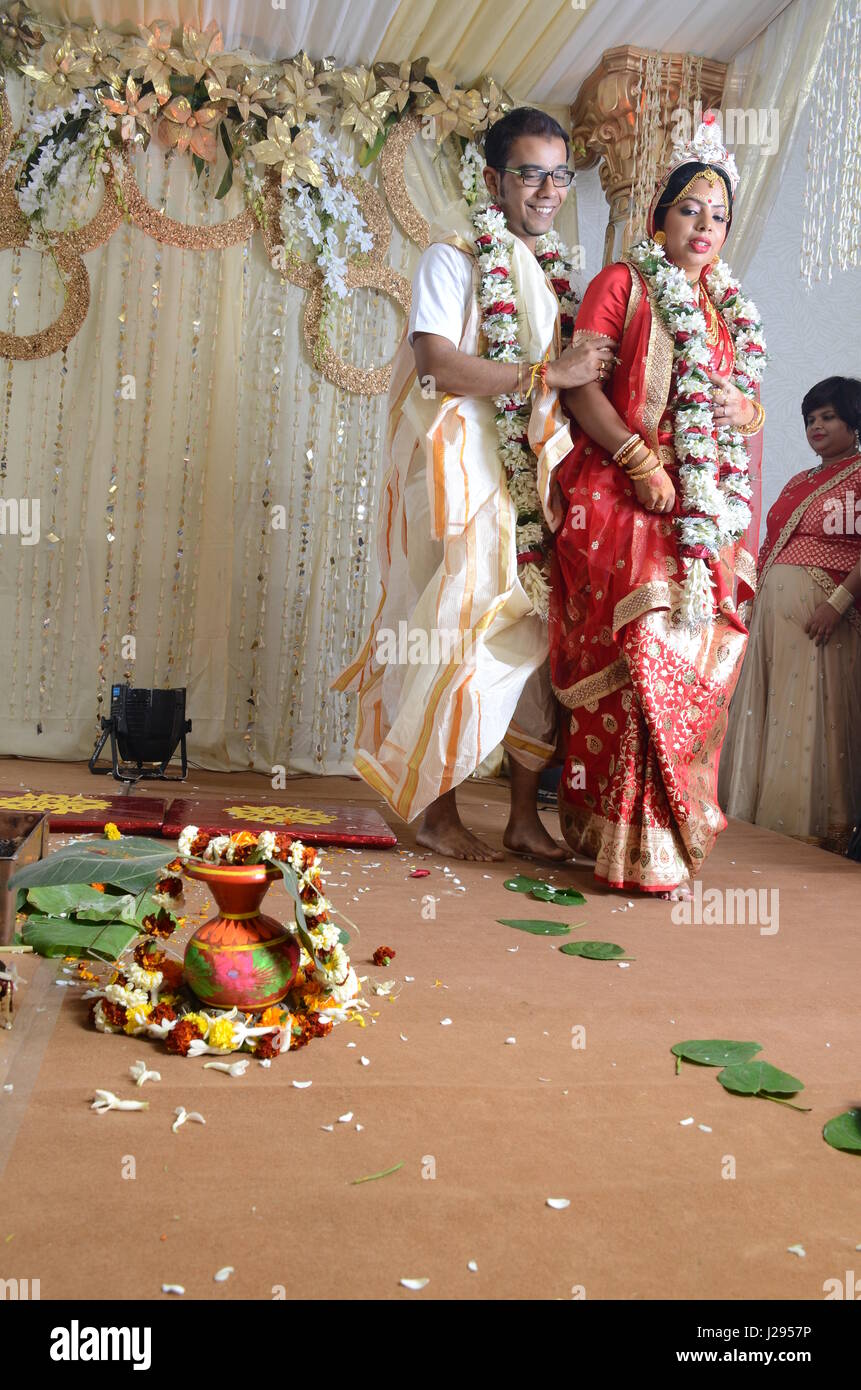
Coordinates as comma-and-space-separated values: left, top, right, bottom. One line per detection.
736, 400, 765, 436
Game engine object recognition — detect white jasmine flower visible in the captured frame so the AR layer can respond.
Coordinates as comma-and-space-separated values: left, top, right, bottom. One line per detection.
172, 1107, 206, 1133
203, 1059, 250, 1077
91, 1089, 149, 1114
130, 1060, 161, 1087
177, 825, 199, 858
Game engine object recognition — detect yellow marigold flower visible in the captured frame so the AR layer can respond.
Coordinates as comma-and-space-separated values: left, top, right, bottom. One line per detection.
104, 822, 122, 840
207, 1016, 237, 1050
124, 1005, 152, 1034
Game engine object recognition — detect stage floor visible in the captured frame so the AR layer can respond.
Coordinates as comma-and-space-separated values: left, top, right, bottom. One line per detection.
1, 758, 859, 1301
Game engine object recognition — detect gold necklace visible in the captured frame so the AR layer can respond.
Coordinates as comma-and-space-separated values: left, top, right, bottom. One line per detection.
697, 281, 720, 347
806, 449, 860, 478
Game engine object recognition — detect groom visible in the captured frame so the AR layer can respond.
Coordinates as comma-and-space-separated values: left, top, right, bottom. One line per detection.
334, 107, 613, 861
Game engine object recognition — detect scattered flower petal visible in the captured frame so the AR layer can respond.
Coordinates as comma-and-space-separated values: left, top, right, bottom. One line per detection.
292, 1080, 313, 1089
338, 1111, 354, 1123
91, 1089, 149, 1114
204, 1059, 249, 1077
679, 1117, 695, 1126
505, 1036, 516, 1045
400, 1277, 429, 1290
440, 1018, 452, 1026
360, 1056, 370, 1066
213, 1267, 234, 1283
409, 869, 430, 878
399, 1034, 408, 1041
467, 1260, 478, 1273
356, 1123, 364, 1132
129, 1060, 161, 1087
787, 1245, 806, 1258
162, 1284, 185, 1295
546, 1198, 570, 1210
698, 1124, 712, 1133
321, 1124, 334, 1132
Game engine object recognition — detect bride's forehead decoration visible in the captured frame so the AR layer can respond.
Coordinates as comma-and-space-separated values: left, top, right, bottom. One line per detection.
647, 114, 740, 233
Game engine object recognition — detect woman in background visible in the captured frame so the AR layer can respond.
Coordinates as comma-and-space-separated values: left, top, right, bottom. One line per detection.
720, 376, 861, 852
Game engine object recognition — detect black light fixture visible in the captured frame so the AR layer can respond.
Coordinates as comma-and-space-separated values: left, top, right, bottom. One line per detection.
89, 684, 192, 787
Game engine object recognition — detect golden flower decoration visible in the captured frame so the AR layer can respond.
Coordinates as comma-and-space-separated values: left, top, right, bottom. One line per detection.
475, 75, 514, 131
177, 19, 239, 90
420, 65, 484, 142
374, 60, 430, 114
0, 3, 43, 55
273, 52, 330, 128
68, 24, 124, 89
206, 68, 271, 123
100, 75, 158, 142
20, 36, 93, 110
337, 65, 396, 146
124, 20, 184, 104
251, 117, 323, 188
157, 96, 222, 163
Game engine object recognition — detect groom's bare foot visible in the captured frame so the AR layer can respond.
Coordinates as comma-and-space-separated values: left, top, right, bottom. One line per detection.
503, 814, 572, 863
416, 794, 505, 862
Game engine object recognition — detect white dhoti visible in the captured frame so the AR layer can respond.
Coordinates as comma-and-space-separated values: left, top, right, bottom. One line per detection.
332, 203, 573, 823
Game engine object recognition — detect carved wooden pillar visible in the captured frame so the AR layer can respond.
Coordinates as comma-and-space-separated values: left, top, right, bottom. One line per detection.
570, 47, 727, 265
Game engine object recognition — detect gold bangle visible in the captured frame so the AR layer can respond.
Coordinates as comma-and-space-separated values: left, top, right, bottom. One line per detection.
736, 400, 765, 436
616, 444, 649, 474
626, 451, 662, 479
613, 433, 641, 463
628, 461, 662, 481
515, 361, 524, 397
826, 584, 854, 616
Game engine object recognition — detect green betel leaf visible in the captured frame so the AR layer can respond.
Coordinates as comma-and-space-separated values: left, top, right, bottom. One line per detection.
717, 1061, 805, 1095
559, 940, 629, 960
496, 918, 571, 936
9, 838, 176, 894
26, 884, 135, 921
503, 874, 544, 894
671, 1040, 764, 1068
20, 915, 139, 961
530, 885, 586, 906
823, 1110, 861, 1153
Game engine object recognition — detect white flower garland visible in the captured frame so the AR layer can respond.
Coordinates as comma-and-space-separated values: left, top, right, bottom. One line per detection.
471, 202, 579, 620
626, 237, 767, 626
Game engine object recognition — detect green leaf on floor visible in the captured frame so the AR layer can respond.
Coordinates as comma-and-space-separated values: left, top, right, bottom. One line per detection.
530, 884, 586, 906
503, 874, 545, 893
497, 918, 571, 936
822, 1110, 861, 1153
26, 884, 135, 922
671, 1039, 763, 1068
717, 1060, 810, 1109
19, 915, 139, 961
559, 940, 630, 960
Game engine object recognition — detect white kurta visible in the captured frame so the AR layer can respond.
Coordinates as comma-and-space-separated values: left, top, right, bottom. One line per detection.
333, 200, 574, 823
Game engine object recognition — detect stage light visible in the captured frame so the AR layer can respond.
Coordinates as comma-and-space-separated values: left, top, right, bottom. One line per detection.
89, 684, 192, 787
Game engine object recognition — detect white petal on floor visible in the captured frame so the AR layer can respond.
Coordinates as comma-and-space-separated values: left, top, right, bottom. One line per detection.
787, 1245, 806, 1258
360, 1056, 370, 1066
213, 1267, 233, 1283
338, 1111, 353, 1123
698, 1124, 712, 1133
162, 1284, 185, 1295
467, 1261, 478, 1272
292, 1080, 312, 1089
320, 1124, 334, 1131
505, 1037, 516, 1045
400, 1277, 429, 1290
440, 1018, 452, 1026
546, 1198, 570, 1210
679, 1117, 695, 1126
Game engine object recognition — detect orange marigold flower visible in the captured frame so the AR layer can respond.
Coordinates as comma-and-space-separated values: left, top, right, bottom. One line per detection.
98, 999, 128, 1030
89, 882, 106, 892
154, 875, 183, 899
148, 1002, 177, 1026
372, 946, 396, 967
134, 940, 166, 970
166, 858, 183, 873
255, 1031, 282, 1059
165, 1017, 204, 1055
259, 1005, 286, 1027
190, 831, 210, 857
142, 908, 176, 939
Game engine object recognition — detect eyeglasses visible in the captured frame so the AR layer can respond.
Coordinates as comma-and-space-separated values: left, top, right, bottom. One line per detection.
498, 165, 575, 187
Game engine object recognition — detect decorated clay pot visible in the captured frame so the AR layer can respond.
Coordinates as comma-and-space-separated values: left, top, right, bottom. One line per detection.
182, 861, 299, 1010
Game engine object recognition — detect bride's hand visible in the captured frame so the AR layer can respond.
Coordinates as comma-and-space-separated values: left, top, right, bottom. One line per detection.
805, 602, 841, 646
631, 464, 676, 514
707, 370, 756, 428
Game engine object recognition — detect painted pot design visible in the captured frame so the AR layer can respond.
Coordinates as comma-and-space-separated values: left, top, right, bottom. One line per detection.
182, 861, 299, 1011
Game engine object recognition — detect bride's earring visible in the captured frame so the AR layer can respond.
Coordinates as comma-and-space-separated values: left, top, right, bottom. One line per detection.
653, 230, 666, 247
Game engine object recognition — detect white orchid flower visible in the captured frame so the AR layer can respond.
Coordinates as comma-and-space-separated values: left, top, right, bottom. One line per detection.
91, 1089, 149, 1114
177, 824, 199, 858
172, 1106, 206, 1133
129, 1060, 161, 1087
203, 1058, 250, 1077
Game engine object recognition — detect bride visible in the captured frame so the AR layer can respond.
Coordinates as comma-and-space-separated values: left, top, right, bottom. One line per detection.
545, 118, 766, 897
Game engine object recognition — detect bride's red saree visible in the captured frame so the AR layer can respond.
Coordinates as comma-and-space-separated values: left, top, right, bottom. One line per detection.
550, 261, 761, 891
